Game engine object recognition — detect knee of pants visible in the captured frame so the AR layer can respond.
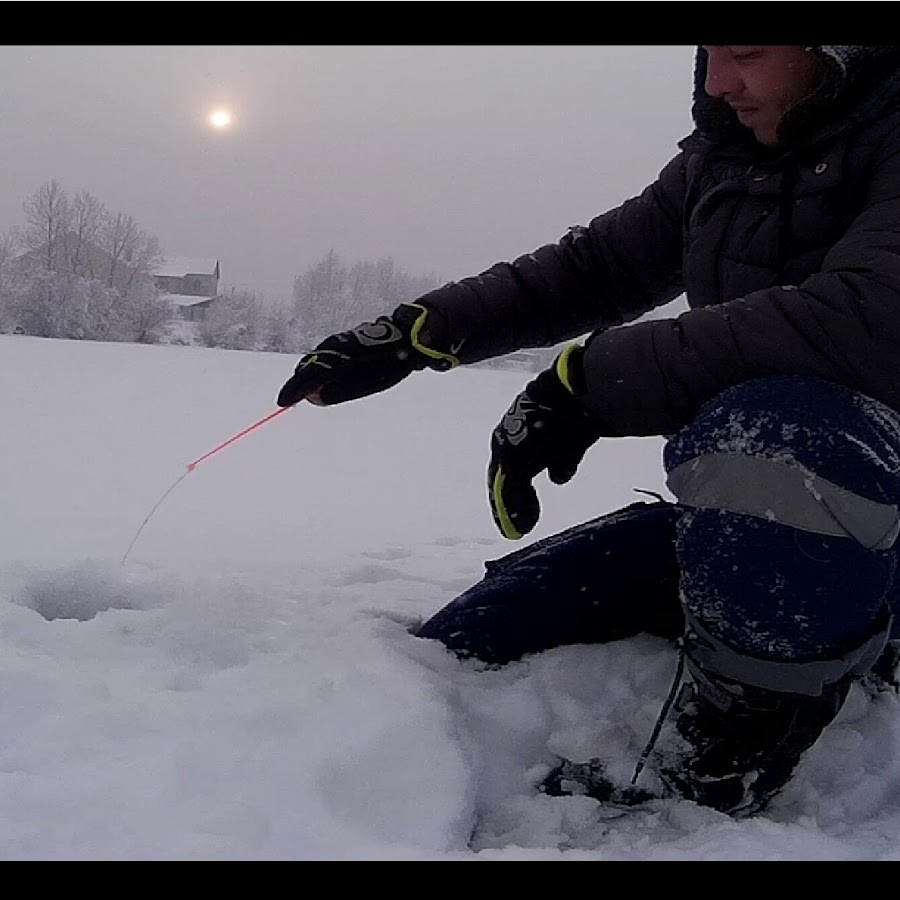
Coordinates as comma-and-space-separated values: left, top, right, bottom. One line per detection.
675, 506, 895, 661
665, 376, 900, 511
664, 376, 900, 663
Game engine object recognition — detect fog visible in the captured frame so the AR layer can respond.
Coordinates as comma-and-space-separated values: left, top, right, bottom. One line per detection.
0, 45, 695, 305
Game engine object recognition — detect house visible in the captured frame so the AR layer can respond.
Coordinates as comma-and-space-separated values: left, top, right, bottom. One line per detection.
153, 256, 222, 321
8, 232, 141, 292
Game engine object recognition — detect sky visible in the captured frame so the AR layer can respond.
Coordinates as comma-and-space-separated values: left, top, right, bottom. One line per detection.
3, 332, 900, 860
0, 44, 695, 306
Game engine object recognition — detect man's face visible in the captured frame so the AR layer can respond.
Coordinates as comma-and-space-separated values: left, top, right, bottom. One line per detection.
702, 46, 824, 146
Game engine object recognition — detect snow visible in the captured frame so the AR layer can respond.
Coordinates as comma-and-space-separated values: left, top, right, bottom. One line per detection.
153, 257, 219, 278
3, 333, 900, 860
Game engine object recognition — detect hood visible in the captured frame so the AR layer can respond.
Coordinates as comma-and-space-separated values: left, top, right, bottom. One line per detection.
691, 45, 900, 149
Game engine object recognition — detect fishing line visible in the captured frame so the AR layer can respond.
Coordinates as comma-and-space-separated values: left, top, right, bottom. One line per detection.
121, 469, 192, 564
121, 405, 293, 564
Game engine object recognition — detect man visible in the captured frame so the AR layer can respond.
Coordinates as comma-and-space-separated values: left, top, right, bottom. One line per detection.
276, 46, 900, 816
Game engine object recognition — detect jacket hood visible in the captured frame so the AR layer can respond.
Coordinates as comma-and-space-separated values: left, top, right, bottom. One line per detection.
691, 46, 900, 149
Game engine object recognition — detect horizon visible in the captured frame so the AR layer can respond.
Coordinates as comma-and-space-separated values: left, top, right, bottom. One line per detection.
0, 45, 695, 305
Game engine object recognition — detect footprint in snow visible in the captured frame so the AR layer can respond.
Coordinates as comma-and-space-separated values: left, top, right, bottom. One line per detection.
361, 547, 413, 562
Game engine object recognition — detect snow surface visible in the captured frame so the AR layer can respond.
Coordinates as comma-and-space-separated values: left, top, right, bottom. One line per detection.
3, 333, 900, 860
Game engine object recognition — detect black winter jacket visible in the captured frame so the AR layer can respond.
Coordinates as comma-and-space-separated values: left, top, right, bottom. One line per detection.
416, 46, 900, 436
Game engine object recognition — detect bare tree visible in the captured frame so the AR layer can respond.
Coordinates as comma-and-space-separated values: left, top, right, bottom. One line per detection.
22, 180, 71, 272
98, 211, 163, 289
123, 231, 163, 290
100, 211, 138, 288
68, 191, 105, 278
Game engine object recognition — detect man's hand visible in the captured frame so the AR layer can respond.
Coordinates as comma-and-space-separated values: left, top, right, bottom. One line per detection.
488, 343, 603, 539
276, 303, 458, 407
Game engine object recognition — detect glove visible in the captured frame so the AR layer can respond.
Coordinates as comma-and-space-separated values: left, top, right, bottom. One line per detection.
488, 342, 604, 540
276, 302, 459, 407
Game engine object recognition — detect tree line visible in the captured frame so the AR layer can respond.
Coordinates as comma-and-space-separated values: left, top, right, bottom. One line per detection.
0, 180, 173, 343
0, 180, 443, 354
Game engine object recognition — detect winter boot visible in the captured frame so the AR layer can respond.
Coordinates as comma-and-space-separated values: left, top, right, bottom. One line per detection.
654, 660, 852, 816
650, 603, 892, 816
536, 664, 851, 816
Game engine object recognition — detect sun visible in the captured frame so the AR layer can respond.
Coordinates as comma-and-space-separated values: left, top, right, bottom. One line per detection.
209, 109, 232, 129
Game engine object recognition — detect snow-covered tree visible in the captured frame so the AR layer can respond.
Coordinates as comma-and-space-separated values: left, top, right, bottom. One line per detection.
6, 269, 88, 339
197, 289, 268, 351
107, 281, 174, 344
8, 181, 173, 342
0, 228, 21, 327
262, 302, 297, 354
291, 251, 438, 349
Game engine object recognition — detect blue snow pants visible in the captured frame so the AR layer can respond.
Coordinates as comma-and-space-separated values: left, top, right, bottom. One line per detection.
418, 377, 900, 691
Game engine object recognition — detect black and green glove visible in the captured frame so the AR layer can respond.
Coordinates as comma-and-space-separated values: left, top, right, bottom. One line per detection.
276, 302, 458, 407
488, 343, 604, 540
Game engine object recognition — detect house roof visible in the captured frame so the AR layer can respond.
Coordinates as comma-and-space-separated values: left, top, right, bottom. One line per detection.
166, 293, 219, 308
154, 256, 219, 278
